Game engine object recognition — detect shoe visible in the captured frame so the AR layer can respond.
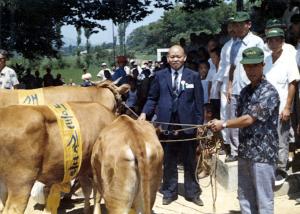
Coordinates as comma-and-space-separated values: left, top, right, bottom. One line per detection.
162, 196, 177, 205
186, 197, 204, 206
295, 198, 300, 204
225, 155, 238, 163
275, 169, 288, 186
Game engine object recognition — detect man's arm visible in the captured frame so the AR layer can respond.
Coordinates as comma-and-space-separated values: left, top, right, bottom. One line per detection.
281, 80, 297, 121
226, 64, 235, 103
138, 74, 160, 120
208, 115, 256, 132
194, 72, 204, 124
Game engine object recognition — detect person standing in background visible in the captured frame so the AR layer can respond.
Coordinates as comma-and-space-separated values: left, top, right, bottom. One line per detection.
0, 49, 19, 89
139, 45, 204, 207
210, 47, 280, 214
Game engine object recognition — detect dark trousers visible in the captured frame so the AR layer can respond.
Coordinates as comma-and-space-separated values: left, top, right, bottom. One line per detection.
160, 114, 201, 200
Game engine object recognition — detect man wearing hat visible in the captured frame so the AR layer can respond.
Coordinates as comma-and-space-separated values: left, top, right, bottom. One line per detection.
226, 11, 264, 162
96, 62, 111, 81
210, 47, 280, 214
264, 27, 300, 184
263, 18, 296, 55
291, 13, 300, 66
215, 17, 237, 157
112, 56, 128, 85
291, 13, 300, 172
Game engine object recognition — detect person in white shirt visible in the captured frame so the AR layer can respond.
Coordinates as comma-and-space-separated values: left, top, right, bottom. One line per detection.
216, 17, 236, 157
263, 18, 296, 57
0, 49, 19, 89
208, 47, 222, 119
263, 28, 300, 184
291, 14, 300, 67
198, 60, 210, 104
226, 11, 264, 162
97, 63, 111, 80
225, 11, 264, 162
81, 68, 92, 87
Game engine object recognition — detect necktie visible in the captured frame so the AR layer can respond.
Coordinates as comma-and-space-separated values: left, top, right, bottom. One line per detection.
172, 71, 179, 113
173, 71, 179, 95
230, 40, 242, 65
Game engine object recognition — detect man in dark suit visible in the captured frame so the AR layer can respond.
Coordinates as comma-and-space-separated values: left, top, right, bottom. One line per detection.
139, 45, 204, 206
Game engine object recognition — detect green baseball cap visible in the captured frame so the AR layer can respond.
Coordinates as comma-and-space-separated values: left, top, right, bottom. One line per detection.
266, 19, 285, 29
232, 11, 250, 22
240, 47, 264, 64
266, 28, 284, 38
227, 16, 235, 23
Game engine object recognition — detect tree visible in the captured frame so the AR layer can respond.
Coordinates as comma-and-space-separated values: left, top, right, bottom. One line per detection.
127, 2, 235, 54
76, 25, 82, 68
3, 0, 287, 60
84, 27, 98, 68
117, 22, 129, 55
0, 0, 153, 59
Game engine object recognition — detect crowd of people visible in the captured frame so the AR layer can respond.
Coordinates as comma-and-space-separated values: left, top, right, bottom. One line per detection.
2, 8, 300, 213
0, 53, 67, 90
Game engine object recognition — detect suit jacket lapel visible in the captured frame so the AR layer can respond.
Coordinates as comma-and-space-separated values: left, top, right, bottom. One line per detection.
178, 68, 189, 97
165, 68, 173, 95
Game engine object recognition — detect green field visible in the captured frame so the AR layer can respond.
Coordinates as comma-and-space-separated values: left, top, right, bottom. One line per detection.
9, 55, 106, 85
8, 52, 156, 85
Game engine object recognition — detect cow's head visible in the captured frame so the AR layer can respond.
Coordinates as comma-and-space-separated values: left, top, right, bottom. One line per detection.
94, 80, 130, 114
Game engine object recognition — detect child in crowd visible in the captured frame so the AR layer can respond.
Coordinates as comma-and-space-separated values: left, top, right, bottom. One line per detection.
198, 60, 210, 104
204, 103, 214, 124
208, 47, 221, 119
125, 76, 138, 118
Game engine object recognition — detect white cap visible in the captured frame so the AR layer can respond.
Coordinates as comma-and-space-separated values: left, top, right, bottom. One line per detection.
101, 62, 107, 66
130, 59, 135, 63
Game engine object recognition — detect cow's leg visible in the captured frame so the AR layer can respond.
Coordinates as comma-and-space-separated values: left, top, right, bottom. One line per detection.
79, 175, 93, 214
92, 188, 101, 214
2, 182, 33, 214
0, 180, 8, 212
104, 148, 138, 214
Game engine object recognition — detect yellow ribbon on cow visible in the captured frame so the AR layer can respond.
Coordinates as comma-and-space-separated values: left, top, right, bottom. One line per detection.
129, 208, 136, 214
18, 88, 45, 105
46, 103, 83, 214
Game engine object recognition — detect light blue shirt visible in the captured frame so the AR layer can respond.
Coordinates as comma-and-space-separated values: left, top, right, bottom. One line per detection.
171, 66, 183, 90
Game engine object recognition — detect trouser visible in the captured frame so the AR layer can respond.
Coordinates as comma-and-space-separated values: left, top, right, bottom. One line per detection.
277, 118, 294, 170
220, 91, 230, 145
161, 138, 201, 200
210, 98, 220, 119
228, 94, 239, 156
238, 158, 275, 214
161, 113, 201, 199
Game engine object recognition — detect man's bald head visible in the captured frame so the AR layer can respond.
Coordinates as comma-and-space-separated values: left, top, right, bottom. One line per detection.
167, 45, 186, 71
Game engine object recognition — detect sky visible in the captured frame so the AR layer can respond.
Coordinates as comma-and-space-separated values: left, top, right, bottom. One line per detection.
61, 7, 165, 46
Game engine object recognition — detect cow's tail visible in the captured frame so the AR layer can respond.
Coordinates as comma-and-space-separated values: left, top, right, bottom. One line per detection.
126, 118, 151, 214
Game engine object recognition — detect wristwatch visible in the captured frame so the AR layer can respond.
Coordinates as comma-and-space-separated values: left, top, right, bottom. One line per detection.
222, 121, 227, 129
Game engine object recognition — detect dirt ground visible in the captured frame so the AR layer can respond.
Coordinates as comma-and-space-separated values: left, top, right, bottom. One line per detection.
24, 170, 300, 214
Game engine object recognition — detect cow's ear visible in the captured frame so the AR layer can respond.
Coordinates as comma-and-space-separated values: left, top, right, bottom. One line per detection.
117, 84, 130, 95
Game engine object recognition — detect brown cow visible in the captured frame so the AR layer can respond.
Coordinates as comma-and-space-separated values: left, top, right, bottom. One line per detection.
91, 115, 164, 214
0, 84, 129, 214
0, 103, 114, 214
0, 81, 118, 110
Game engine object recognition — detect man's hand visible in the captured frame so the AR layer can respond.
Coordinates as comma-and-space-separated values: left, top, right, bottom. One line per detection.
208, 119, 224, 132
280, 107, 291, 121
138, 113, 146, 121
226, 86, 232, 104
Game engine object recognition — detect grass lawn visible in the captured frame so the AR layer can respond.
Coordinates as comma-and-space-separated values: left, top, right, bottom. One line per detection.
8, 52, 157, 84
